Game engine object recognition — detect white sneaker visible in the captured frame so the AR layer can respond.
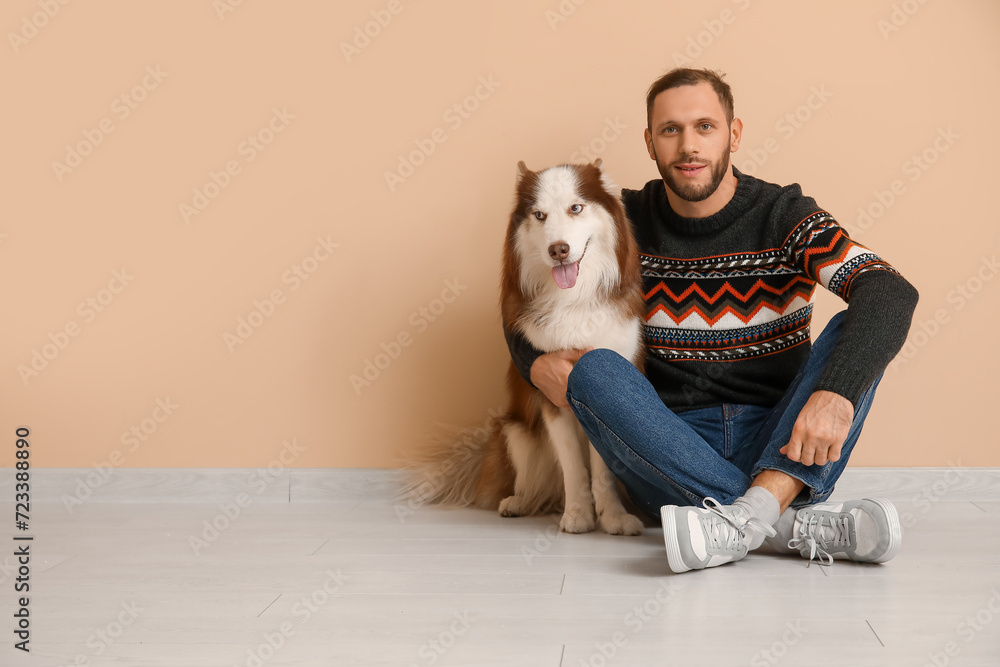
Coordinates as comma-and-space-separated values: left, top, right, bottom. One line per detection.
776, 497, 902, 566
660, 498, 776, 573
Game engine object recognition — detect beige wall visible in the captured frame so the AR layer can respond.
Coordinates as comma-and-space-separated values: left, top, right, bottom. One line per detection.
3, 0, 997, 468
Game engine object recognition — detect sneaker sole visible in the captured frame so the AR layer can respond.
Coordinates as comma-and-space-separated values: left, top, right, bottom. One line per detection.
862, 496, 902, 563
659, 505, 692, 573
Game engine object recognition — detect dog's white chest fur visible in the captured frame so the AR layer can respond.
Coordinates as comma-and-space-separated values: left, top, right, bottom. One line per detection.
521, 300, 641, 363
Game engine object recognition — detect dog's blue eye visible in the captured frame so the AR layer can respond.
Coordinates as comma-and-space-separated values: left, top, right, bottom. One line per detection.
533, 211, 546, 221
569, 204, 584, 214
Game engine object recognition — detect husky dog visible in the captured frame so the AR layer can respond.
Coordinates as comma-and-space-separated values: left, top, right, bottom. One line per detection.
403, 159, 645, 535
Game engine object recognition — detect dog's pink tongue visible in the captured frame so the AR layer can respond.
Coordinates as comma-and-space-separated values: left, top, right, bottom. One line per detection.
552, 262, 579, 289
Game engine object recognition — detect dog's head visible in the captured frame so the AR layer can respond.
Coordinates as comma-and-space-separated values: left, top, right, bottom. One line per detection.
505, 159, 627, 298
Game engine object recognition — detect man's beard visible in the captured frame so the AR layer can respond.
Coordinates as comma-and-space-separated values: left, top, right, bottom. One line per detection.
653, 148, 730, 203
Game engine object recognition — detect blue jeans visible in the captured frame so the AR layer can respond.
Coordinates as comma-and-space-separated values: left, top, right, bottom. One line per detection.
566, 311, 881, 519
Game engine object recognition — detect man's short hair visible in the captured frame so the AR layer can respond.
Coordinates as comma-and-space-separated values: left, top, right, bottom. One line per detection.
645, 68, 734, 131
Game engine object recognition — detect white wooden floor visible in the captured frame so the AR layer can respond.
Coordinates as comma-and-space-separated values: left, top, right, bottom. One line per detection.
2, 491, 999, 665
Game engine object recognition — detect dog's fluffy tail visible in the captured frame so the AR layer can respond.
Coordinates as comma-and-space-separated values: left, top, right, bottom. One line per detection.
398, 413, 516, 511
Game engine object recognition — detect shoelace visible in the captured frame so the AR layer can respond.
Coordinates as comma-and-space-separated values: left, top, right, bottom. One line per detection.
701, 497, 777, 552
787, 512, 852, 567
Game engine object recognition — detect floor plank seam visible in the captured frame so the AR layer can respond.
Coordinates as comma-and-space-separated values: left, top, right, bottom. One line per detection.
41, 554, 76, 574
257, 594, 282, 617
310, 538, 331, 555
865, 619, 885, 647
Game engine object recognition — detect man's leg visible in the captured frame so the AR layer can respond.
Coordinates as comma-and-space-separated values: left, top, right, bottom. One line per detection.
722, 310, 900, 566
565, 349, 750, 517
731, 309, 880, 508
749, 470, 805, 514
567, 351, 779, 571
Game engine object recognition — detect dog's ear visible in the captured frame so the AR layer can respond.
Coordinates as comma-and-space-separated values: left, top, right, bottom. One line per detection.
597, 162, 621, 197
516, 161, 528, 181
592, 158, 618, 195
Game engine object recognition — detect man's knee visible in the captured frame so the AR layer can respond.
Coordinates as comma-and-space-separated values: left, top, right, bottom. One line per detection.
567, 348, 630, 397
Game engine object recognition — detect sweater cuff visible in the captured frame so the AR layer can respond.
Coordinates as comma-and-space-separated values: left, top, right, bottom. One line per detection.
813, 371, 867, 413
503, 325, 544, 388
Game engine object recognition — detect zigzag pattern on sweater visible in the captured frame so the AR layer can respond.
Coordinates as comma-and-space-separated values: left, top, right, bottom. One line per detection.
639, 212, 899, 361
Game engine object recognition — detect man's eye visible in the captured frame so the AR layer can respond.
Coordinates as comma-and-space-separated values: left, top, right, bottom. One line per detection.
533, 211, 546, 221
700, 123, 713, 131
569, 204, 584, 214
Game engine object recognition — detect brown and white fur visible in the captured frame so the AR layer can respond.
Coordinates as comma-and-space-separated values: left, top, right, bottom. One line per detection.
403, 159, 645, 535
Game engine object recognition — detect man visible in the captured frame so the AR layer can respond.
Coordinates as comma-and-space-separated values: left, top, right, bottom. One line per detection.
504, 67, 919, 573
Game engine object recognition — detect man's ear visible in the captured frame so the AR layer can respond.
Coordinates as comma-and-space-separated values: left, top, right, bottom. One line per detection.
729, 117, 743, 153
644, 127, 656, 161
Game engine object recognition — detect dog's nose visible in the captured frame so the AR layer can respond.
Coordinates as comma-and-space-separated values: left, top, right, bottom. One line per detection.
548, 242, 570, 261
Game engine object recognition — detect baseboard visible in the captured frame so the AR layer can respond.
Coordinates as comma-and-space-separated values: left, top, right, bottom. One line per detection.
1, 467, 997, 505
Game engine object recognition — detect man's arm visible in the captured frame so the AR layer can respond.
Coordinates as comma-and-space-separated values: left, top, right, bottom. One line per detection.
503, 323, 543, 387
812, 269, 919, 404
503, 323, 590, 409
782, 217, 919, 465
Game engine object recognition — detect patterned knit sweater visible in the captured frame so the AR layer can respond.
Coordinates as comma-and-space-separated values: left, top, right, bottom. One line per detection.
504, 166, 919, 413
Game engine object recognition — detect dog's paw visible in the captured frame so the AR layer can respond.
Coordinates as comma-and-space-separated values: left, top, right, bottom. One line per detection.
498, 495, 526, 517
559, 505, 596, 534
599, 511, 644, 536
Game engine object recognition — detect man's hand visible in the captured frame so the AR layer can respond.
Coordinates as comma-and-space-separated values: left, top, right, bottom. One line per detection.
779, 390, 854, 466
529, 348, 593, 408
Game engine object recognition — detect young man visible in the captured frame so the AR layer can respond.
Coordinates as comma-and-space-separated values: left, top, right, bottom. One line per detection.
504, 68, 919, 572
